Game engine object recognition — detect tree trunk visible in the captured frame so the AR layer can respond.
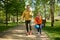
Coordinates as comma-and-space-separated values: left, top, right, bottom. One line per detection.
6, 10, 8, 27
50, 0, 55, 27
44, 4, 46, 27
16, 10, 18, 25
5, 0, 8, 27
9, 14, 10, 21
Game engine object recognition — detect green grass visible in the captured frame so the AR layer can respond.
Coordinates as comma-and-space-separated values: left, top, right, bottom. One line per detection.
0, 22, 25, 32
0, 23, 17, 32
43, 21, 60, 40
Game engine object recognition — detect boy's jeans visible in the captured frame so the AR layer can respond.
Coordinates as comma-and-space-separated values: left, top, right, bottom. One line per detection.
37, 24, 42, 34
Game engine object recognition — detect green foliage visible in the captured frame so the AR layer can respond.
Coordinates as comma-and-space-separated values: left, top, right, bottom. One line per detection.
32, 0, 49, 17
0, 11, 6, 21
11, 0, 25, 16
0, 23, 17, 32
0, 0, 25, 26
0, 1, 4, 10
43, 21, 60, 40
2, 0, 25, 16
41, 0, 50, 4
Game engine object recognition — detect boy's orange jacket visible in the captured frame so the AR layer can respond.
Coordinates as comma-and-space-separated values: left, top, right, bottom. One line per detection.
34, 16, 42, 24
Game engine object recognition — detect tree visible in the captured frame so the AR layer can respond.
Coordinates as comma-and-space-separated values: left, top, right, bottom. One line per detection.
3, 0, 9, 26
50, 0, 55, 26
1, 0, 25, 26
10, 0, 25, 25
33, 0, 41, 16
41, 0, 50, 22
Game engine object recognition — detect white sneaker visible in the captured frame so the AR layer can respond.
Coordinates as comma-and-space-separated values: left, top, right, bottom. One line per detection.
36, 32, 40, 37
37, 32, 40, 35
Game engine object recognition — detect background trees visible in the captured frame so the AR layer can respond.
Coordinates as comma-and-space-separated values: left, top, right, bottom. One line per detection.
0, 0, 25, 26
0, 0, 60, 27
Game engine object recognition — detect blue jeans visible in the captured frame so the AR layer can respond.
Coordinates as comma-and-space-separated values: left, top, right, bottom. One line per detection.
37, 24, 42, 34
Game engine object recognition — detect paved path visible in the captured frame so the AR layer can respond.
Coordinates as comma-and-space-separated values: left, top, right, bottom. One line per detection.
0, 24, 50, 40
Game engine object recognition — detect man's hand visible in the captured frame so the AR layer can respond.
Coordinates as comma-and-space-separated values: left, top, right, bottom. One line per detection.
20, 16, 24, 21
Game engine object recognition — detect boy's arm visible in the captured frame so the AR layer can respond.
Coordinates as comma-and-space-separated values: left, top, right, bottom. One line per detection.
34, 18, 37, 24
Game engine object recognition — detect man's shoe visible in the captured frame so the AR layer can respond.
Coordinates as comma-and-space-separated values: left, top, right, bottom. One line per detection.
29, 31, 32, 35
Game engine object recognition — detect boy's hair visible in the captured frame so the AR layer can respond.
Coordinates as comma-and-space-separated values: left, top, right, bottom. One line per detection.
37, 12, 42, 17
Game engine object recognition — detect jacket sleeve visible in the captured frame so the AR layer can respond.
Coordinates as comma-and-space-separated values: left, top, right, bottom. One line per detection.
22, 10, 25, 18
34, 18, 37, 24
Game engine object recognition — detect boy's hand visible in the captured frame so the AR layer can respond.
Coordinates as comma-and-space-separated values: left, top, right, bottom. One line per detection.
31, 23, 36, 27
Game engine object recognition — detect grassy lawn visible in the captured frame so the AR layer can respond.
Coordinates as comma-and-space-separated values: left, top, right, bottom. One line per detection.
0, 22, 18, 32
43, 21, 60, 40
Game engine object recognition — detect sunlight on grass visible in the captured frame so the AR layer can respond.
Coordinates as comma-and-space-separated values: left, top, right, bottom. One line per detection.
43, 21, 60, 40
0, 22, 24, 32
0, 23, 17, 32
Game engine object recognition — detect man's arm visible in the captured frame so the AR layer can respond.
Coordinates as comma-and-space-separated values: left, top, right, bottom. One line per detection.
21, 11, 25, 20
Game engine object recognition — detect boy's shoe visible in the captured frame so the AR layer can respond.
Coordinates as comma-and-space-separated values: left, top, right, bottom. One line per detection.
36, 32, 40, 37
37, 32, 40, 35
40, 32, 42, 35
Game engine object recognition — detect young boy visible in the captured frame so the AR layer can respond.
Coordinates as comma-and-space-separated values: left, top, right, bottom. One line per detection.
34, 12, 42, 35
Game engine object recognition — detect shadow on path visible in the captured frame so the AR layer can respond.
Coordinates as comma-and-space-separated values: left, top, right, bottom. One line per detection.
0, 24, 50, 40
